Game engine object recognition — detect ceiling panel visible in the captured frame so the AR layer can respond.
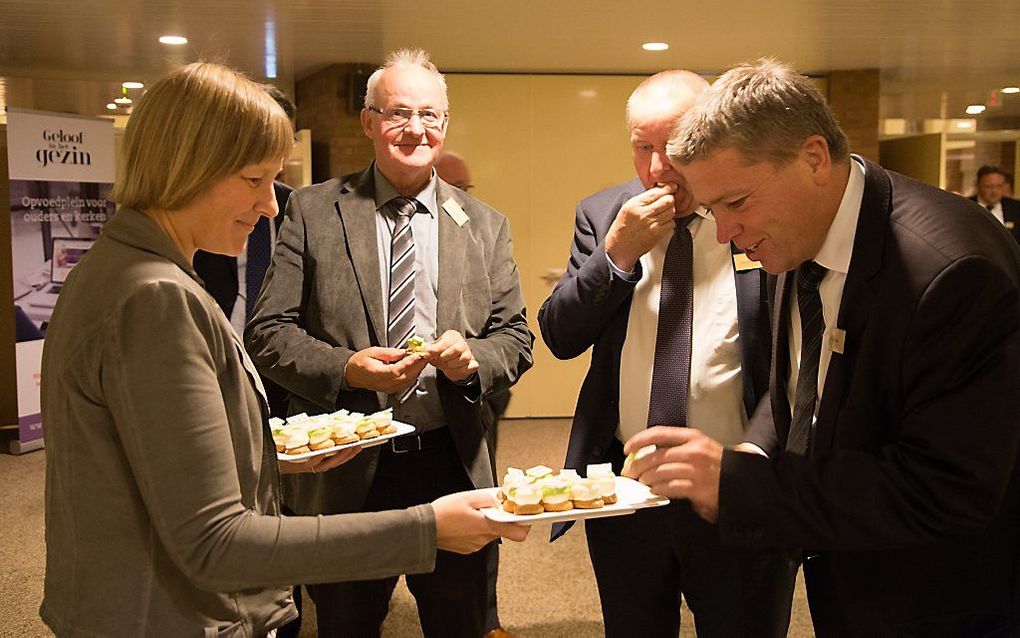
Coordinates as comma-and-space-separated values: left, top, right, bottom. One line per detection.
0, 0, 1018, 122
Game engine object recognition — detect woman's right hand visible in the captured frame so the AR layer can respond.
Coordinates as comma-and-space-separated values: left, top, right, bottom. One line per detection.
431, 489, 530, 554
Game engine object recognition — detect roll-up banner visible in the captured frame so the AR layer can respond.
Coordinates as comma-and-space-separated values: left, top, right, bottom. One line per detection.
5, 108, 115, 454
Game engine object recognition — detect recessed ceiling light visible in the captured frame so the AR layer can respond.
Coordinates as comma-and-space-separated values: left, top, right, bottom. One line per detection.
106, 103, 117, 110
965, 104, 986, 115
114, 97, 132, 105
1003, 87, 1020, 94
642, 42, 669, 51
159, 35, 188, 45
122, 81, 144, 90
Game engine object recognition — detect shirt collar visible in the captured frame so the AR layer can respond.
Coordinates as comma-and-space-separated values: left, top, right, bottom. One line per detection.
978, 198, 1000, 210
373, 163, 438, 218
813, 156, 866, 275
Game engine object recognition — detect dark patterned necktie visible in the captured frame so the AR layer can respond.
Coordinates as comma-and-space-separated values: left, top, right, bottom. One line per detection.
786, 260, 828, 455
387, 197, 420, 403
647, 215, 696, 427
245, 215, 272, 319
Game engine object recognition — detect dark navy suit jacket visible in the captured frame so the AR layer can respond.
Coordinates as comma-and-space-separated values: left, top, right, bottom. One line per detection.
727, 160, 1020, 634
538, 179, 773, 541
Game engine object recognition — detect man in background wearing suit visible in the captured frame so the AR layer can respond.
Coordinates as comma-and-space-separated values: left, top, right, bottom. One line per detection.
628, 59, 1020, 636
434, 149, 513, 638
969, 165, 1020, 243
194, 84, 294, 418
245, 49, 533, 637
538, 70, 794, 637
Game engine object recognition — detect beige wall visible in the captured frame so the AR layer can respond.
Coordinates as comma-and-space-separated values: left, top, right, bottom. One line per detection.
880, 133, 946, 188
444, 74, 644, 417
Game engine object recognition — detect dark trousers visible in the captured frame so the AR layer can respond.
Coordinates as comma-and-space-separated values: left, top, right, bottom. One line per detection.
585, 439, 796, 638
307, 428, 489, 638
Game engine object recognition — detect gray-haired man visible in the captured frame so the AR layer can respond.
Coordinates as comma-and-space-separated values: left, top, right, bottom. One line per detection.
247, 49, 533, 637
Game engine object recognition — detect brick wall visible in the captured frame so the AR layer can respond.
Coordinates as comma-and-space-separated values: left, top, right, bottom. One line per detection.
295, 63, 376, 183
827, 69, 880, 162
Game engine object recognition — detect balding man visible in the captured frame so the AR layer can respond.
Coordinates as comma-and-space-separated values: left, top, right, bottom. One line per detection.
538, 70, 795, 636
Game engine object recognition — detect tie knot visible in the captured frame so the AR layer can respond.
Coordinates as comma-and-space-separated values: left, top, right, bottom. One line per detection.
988, 204, 996, 212
797, 260, 827, 292
390, 197, 419, 219
675, 214, 696, 233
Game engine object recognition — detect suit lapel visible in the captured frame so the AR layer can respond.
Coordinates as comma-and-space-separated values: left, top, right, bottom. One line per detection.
436, 180, 469, 332
812, 158, 890, 454
336, 168, 385, 343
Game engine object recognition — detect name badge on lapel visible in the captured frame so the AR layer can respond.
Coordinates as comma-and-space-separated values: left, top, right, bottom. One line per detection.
732, 252, 762, 272
828, 328, 846, 354
442, 197, 470, 227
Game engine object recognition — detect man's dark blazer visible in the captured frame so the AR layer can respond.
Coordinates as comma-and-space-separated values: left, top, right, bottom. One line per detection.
968, 194, 1020, 244
726, 158, 1020, 635
245, 166, 533, 515
194, 181, 293, 417
538, 178, 773, 542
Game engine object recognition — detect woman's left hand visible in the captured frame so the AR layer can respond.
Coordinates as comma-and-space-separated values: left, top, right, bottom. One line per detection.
278, 446, 362, 474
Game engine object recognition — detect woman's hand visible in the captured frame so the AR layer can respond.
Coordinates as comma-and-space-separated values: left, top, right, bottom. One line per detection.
278, 446, 362, 475
432, 489, 530, 554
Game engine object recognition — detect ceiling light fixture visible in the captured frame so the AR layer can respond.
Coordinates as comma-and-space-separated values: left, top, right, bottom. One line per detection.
642, 42, 669, 51
106, 103, 117, 110
1003, 87, 1020, 94
114, 97, 132, 105
159, 35, 188, 45
122, 81, 144, 89
965, 104, 986, 115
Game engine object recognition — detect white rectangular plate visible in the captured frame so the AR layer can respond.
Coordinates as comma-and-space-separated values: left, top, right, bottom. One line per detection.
481, 476, 669, 524
277, 421, 416, 463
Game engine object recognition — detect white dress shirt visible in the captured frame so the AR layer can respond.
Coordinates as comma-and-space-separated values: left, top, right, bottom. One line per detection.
615, 209, 748, 446
786, 158, 866, 418
978, 198, 1005, 226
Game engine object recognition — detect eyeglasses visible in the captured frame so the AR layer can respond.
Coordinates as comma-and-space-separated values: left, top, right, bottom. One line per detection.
368, 106, 447, 129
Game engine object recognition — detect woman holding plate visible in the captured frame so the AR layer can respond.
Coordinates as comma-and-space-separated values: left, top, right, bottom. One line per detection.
39, 62, 526, 637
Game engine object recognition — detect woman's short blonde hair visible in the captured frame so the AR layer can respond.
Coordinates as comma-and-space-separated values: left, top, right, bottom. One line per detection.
112, 62, 294, 211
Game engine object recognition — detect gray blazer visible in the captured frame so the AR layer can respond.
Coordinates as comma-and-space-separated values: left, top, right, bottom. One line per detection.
40, 208, 437, 637
245, 166, 534, 515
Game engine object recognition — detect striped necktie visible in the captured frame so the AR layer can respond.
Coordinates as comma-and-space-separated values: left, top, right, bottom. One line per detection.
786, 260, 828, 455
387, 197, 420, 403
647, 214, 696, 427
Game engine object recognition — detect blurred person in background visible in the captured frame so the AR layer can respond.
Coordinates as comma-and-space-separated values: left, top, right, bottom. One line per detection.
970, 165, 1020, 243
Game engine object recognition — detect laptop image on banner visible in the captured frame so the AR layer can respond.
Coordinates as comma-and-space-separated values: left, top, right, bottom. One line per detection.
26, 237, 94, 309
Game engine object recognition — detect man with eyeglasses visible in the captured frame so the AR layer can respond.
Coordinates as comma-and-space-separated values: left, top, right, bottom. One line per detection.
538, 70, 795, 637
626, 59, 1020, 636
246, 48, 533, 637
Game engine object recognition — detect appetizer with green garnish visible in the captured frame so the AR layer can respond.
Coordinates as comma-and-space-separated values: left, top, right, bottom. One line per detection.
405, 335, 427, 355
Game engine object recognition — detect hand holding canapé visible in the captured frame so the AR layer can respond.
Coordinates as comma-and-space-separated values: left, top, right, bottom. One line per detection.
418, 330, 480, 382
345, 346, 427, 393
604, 183, 678, 272
623, 426, 724, 522
432, 490, 529, 554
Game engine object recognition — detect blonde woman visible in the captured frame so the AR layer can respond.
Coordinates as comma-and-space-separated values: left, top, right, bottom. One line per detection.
40, 62, 525, 637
